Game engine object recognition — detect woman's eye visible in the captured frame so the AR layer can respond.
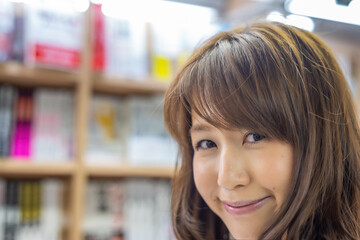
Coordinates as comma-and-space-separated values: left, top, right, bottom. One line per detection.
244, 133, 266, 143
195, 140, 217, 151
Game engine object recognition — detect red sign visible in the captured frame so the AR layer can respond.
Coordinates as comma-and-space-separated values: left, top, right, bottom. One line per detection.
32, 43, 81, 69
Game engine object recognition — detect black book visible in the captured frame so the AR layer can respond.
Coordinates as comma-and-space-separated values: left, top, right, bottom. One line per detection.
4, 180, 19, 240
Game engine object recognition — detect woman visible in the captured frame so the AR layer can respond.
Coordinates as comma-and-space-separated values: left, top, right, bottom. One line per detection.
164, 22, 360, 239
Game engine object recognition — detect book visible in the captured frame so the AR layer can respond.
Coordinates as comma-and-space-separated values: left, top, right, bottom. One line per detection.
23, 1, 84, 70
0, 179, 64, 240
0, 85, 17, 157
104, 16, 148, 79
4, 179, 20, 240
91, 3, 106, 72
84, 180, 125, 239
86, 94, 125, 164
40, 178, 63, 240
127, 95, 177, 166
0, 178, 5, 240
10, 2, 25, 62
84, 179, 173, 240
10, 89, 33, 159
19, 180, 41, 226
0, 86, 75, 161
148, 3, 219, 83
32, 89, 74, 162
0, 0, 14, 62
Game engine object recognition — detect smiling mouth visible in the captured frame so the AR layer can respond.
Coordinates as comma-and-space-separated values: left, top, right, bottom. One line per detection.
222, 197, 270, 216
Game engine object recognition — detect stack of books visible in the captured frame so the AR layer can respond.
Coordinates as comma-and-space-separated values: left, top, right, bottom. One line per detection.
0, 178, 64, 240
0, 85, 75, 162
83, 178, 174, 240
86, 94, 177, 166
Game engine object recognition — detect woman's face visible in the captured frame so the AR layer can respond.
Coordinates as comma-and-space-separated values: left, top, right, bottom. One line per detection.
191, 112, 294, 239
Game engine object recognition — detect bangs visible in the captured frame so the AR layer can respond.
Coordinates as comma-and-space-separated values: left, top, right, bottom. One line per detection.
176, 33, 298, 142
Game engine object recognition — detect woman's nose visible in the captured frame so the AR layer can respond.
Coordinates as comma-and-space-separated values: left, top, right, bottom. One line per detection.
217, 145, 251, 190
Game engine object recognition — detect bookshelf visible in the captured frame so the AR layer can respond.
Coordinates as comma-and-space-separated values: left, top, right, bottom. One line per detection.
0, 62, 79, 88
86, 165, 175, 178
0, 64, 172, 240
0, 5, 175, 240
0, 160, 76, 177
1, 1, 359, 240
92, 75, 169, 95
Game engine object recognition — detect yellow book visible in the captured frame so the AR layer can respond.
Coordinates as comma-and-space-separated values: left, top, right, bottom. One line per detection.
19, 181, 26, 224
32, 181, 41, 223
152, 55, 173, 83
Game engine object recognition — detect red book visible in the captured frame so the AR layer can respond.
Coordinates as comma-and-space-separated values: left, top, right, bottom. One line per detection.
91, 3, 106, 72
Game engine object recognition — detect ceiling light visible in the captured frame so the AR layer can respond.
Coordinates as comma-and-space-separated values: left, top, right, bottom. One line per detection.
266, 11, 315, 32
285, 0, 360, 26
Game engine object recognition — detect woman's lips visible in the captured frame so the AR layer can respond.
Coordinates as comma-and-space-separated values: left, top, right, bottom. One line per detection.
222, 197, 270, 215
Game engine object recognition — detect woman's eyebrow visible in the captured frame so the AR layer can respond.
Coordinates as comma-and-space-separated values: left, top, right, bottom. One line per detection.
190, 123, 212, 133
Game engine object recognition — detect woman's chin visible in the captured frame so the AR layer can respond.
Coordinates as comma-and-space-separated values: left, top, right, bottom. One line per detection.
229, 229, 259, 240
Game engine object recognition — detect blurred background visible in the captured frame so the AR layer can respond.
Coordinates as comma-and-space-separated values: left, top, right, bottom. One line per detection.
0, 0, 359, 240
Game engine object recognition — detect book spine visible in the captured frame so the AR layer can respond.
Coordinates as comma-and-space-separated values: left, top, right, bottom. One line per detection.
91, 3, 106, 72
104, 17, 148, 79
17, 180, 42, 240
4, 180, 20, 240
11, 90, 33, 159
64, 90, 75, 160
32, 180, 41, 226
0, 86, 16, 157
86, 95, 124, 164
24, 4, 83, 70
40, 179, 63, 240
32, 89, 51, 161
0, 178, 5, 240
84, 179, 173, 240
127, 95, 177, 166
0, 0, 14, 62
59, 90, 74, 161
10, 2, 24, 62
33, 89, 74, 162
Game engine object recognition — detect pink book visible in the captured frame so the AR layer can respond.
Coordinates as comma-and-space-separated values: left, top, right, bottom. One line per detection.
11, 91, 33, 160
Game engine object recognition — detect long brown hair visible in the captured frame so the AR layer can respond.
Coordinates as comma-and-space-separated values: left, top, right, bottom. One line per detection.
164, 22, 360, 240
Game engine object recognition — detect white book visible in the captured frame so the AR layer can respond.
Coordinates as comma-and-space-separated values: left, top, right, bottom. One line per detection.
84, 180, 124, 239
86, 95, 125, 164
107, 181, 125, 234
0, 0, 14, 62
122, 179, 172, 240
17, 224, 44, 240
153, 180, 173, 240
33, 89, 74, 162
23, 1, 84, 70
40, 179, 63, 240
32, 90, 54, 161
127, 95, 177, 166
104, 16, 148, 79
83, 180, 108, 236
84, 179, 172, 240
61, 90, 75, 159
57, 89, 74, 160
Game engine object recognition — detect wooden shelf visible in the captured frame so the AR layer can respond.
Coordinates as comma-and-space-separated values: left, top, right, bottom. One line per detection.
86, 164, 175, 178
0, 159, 76, 177
0, 62, 79, 88
92, 74, 169, 95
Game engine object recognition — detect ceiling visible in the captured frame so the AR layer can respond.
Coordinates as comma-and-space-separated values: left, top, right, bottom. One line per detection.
169, 0, 360, 44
